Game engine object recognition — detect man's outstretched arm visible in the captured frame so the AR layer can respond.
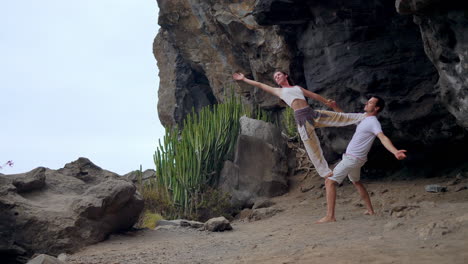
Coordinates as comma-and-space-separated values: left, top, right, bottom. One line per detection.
376, 132, 407, 160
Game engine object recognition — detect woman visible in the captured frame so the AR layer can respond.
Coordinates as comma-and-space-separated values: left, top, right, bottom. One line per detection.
233, 71, 365, 178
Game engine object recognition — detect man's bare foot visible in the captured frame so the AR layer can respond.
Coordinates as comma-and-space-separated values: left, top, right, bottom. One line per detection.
316, 216, 336, 224
364, 210, 375, 215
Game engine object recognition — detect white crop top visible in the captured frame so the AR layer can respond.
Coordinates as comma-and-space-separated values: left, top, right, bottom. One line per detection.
278, 86, 306, 107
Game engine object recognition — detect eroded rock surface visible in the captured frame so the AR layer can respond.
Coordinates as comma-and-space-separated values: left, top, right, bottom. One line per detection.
219, 117, 291, 208
0, 158, 144, 262
396, 0, 468, 128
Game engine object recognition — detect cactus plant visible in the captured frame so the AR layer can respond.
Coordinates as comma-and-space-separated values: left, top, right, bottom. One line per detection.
152, 92, 246, 218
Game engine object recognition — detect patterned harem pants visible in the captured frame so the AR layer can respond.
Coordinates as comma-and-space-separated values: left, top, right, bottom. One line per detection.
294, 107, 365, 178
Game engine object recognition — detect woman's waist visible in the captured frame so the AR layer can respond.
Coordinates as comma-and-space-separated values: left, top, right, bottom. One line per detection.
293, 106, 319, 126
290, 99, 309, 110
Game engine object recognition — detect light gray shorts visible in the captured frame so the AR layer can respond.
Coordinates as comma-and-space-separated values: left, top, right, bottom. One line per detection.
328, 154, 366, 184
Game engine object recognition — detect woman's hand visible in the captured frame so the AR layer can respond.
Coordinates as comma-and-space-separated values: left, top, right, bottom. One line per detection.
325, 99, 338, 109
232, 72, 279, 96
326, 99, 343, 112
232, 72, 245, 81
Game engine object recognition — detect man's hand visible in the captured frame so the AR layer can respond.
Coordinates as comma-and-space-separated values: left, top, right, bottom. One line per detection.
327, 100, 343, 112
394, 150, 407, 160
232, 72, 245, 81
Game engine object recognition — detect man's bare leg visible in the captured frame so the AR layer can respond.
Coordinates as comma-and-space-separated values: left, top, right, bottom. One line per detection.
352, 181, 375, 215
316, 178, 337, 223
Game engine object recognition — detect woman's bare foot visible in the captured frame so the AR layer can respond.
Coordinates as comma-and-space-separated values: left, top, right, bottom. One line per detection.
364, 210, 375, 215
316, 216, 336, 224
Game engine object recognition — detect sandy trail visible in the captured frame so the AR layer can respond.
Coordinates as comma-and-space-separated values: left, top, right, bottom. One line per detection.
67, 173, 468, 264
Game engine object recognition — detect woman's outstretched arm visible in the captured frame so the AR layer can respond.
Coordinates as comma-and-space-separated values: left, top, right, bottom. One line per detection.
301, 88, 343, 112
233, 73, 280, 97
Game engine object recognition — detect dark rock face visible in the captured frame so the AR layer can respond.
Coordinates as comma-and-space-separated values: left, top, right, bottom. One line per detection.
153, 0, 467, 174
252, 0, 467, 170
396, 0, 468, 128
0, 158, 144, 262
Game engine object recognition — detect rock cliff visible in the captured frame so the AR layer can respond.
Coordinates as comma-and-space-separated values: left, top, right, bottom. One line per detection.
153, 0, 467, 174
395, 0, 468, 128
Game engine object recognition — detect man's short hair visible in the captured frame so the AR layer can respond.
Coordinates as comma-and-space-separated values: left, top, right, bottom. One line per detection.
368, 95, 385, 113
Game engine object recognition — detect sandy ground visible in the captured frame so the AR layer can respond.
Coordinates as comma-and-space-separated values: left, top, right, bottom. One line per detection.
67, 171, 468, 264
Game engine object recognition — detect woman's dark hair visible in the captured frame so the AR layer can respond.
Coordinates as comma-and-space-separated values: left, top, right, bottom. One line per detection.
274, 70, 294, 86
368, 95, 385, 113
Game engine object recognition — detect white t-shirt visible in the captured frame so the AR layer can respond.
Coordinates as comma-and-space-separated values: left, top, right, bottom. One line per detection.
345, 116, 382, 160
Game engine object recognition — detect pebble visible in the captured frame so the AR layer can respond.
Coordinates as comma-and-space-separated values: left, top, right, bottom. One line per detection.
425, 184, 447, 193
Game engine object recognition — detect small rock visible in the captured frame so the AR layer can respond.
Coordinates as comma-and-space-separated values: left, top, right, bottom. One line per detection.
455, 173, 466, 180
425, 184, 447, 193
155, 225, 177, 230
237, 208, 252, 219
57, 253, 67, 262
204, 216, 232, 232
455, 185, 467, 192
354, 202, 364, 208
252, 198, 275, 209
300, 185, 314, 193
381, 189, 389, 194
390, 205, 420, 218
157, 219, 182, 227
27, 254, 66, 264
392, 205, 408, 212
447, 179, 460, 186
180, 220, 204, 228
249, 207, 283, 221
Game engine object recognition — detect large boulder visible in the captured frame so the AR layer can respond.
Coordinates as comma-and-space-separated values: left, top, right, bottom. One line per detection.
219, 116, 291, 208
0, 158, 144, 263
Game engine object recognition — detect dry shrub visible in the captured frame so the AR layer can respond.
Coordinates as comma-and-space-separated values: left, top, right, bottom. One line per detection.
138, 211, 164, 229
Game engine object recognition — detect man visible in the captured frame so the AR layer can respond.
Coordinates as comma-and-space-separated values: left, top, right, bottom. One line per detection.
317, 96, 407, 223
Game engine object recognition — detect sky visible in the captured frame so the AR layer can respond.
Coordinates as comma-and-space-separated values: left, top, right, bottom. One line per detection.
1, 1, 165, 175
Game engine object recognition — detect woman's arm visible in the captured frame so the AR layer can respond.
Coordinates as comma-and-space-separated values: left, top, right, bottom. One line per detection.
233, 73, 280, 97
301, 88, 342, 112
